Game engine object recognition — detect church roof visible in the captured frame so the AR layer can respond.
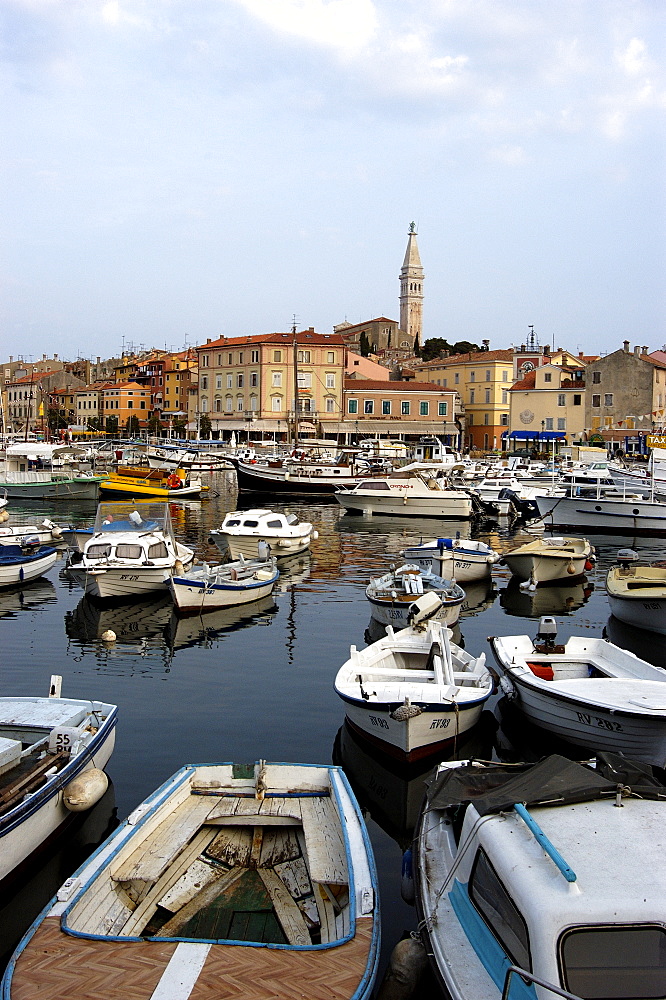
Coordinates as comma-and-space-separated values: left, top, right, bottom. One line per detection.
401, 229, 423, 274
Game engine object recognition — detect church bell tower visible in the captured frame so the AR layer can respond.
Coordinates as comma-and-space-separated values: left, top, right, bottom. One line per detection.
399, 222, 424, 346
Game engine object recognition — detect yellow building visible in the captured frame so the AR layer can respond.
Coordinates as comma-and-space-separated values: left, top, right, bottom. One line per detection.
102, 381, 151, 431
508, 362, 587, 452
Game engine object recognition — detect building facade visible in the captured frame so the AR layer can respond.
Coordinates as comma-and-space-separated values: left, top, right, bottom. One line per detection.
344, 379, 461, 445
584, 342, 666, 450
399, 223, 423, 345
508, 362, 586, 451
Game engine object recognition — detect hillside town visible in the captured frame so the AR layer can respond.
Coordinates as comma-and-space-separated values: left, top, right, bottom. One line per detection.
3, 228, 665, 457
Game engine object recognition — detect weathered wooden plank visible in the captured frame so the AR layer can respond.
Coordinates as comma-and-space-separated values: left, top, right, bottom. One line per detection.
156, 867, 246, 938
158, 858, 224, 914
314, 883, 337, 944
120, 826, 218, 937
112, 797, 213, 884
274, 855, 312, 899
258, 869, 311, 947
205, 826, 253, 867
260, 828, 302, 869
300, 797, 347, 886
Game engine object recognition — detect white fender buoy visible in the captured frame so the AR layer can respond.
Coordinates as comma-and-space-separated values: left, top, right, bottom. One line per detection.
101, 629, 116, 642
376, 934, 428, 1000
63, 768, 108, 812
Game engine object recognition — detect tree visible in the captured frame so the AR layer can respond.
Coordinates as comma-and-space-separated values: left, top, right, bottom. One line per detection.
105, 415, 119, 435
199, 414, 212, 439
413, 331, 420, 356
86, 416, 102, 432
173, 417, 187, 439
47, 408, 67, 433
147, 413, 163, 436
125, 415, 141, 437
359, 331, 370, 357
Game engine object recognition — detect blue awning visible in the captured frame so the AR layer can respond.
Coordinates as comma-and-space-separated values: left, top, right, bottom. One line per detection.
502, 430, 567, 441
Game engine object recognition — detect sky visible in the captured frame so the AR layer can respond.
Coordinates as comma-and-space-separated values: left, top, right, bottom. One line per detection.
1, 0, 665, 362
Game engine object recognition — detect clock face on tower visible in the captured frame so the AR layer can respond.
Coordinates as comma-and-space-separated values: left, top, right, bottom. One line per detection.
521, 361, 535, 372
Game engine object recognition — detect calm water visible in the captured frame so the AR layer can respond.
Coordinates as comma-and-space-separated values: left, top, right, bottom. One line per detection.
1, 469, 665, 990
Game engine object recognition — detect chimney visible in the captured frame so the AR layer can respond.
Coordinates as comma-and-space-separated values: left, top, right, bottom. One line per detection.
634, 345, 641, 356
579, 351, 584, 358
207, 338, 212, 344
623, 340, 630, 352
543, 346, 550, 356
482, 339, 490, 349
642, 345, 648, 355
96, 357, 101, 364
42, 354, 47, 361
54, 354, 58, 361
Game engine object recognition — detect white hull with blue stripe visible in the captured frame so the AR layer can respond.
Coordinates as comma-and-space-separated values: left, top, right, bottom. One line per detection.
168, 557, 279, 613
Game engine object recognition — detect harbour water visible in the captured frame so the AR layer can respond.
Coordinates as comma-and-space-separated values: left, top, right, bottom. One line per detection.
1, 467, 664, 991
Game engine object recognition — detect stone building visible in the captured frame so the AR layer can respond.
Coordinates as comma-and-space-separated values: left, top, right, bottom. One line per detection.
584, 342, 666, 450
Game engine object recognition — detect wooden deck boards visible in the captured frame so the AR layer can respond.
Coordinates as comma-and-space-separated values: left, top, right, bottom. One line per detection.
9, 915, 374, 1000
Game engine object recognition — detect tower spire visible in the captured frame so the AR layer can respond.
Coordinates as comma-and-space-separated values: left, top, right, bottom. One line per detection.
399, 223, 424, 346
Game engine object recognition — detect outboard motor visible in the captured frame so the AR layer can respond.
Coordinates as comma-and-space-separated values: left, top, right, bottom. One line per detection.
534, 616, 564, 653
616, 548, 639, 570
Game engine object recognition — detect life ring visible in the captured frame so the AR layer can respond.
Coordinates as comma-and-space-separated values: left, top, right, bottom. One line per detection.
167, 473, 182, 490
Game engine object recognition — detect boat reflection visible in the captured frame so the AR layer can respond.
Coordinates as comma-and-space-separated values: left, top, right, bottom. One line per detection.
0, 577, 57, 618
604, 614, 666, 670
0, 781, 118, 973
499, 576, 593, 619
65, 593, 173, 646
165, 595, 279, 651
336, 514, 473, 543
459, 578, 497, 618
332, 717, 495, 849
274, 551, 312, 591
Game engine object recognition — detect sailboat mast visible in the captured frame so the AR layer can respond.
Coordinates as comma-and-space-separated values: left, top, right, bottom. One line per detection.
292, 318, 299, 448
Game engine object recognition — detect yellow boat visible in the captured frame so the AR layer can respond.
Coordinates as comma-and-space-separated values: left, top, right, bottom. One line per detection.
98, 466, 209, 499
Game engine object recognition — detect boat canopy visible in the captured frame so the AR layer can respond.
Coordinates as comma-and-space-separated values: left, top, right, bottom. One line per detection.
92, 501, 175, 539
425, 753, 665, 815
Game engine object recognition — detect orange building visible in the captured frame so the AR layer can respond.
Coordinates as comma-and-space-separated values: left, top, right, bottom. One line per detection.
101, 381, 151, 430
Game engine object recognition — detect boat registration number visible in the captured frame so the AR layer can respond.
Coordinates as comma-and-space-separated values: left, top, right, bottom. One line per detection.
576, 711, 623, 732
388, 609, 403, 620
119, 575, 140, 581
429, 718, 451, 730
369, 715, 389, 730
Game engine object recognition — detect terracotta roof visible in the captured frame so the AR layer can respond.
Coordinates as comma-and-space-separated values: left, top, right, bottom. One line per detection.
199, 331, 345, 350
104, 381, 149, 391
509, 370, 537, 391
413, 349, 513, 367
344, 378, 452, 392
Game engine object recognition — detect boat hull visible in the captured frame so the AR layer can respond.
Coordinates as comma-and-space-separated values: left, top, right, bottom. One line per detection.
68, 553, 195, 600
99, 478, 207, 499
336, 493, 473, 518
607, 595, 666, 634
168, 575, 277, 612
0, 477, 103, 501
0, 550, 58, 588
401, 543, 496, 582
366, 593, 463, 628
221, 534, 312, 560
236, 461, 361, 494
502, 551, 588, 583
535, 494, 666, 534
0, 708, 117, 885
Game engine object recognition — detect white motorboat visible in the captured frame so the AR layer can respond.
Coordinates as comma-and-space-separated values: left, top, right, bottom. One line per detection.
489, 617, 666, 767
0, 676, 117, 884
168, 555, 279, 613
366, 563, 465, 628
467, 472, 565, 518
400, 537, 499, 582
335, 467, 476, 519
234, 450, 372, 494
210, 508, 317, 560
500, 535, 595, 586
0, 443, 105, 501
65, 502, 195, 601
609, 447, 666, 498
415, 754, 666, 1000
2, 761, 380, 1000
145, 445, 233, 472
606, 548, 666, 635
0, 517, 68, 547
335, 595, 492, 762
534, 485, 666, 535
0, 542, 58, 588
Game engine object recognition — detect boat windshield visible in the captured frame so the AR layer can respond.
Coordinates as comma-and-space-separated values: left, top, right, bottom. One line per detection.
93, 502, 174, 539
559, 925, 666, 998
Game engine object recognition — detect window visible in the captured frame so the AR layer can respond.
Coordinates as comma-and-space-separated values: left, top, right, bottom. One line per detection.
217, 354, 222, 366
250, 372, 258, 387
382, 400, 391, 415
485, 370, 491, 381
326, 397, 335, 412
545, 417, 553, 429
574, 394, 581, 405
200, 376, 208, 390
454, 373, 459, 384
420, 401, 429, 416
148, 542, 168, 560
273, 351, 282, 362
237, 374, 243, 388
200, 398, 208, 412
470, 390, 475, 404
327, 352, 335, 363
502, 371, 509, 382
604, 393, 613, 406
127, 400, 133, 409
500, 413, 508, 425
470, 849, 531, 972
214, 398, 222, 412
297, 372, 312, 389
115, 544, 142, 560
484, 413, 489, 425
251, 350, 259, 363
272, 371, 282, 387
502, 390, 508, 405
228, 353, 233, 364
544, 372, 552, 383
485, 390, 490, 403
468, 412, 473, 425
200, 354, 209, 367
86, 544, 111, 560
558, 394, 566, 406
326, 372, 335, 388
559, 925, 666, 999
401, 401, 410, 415
237, 397, 244, 411
140, 401, 145, 409
470, 371, 475, 382
592, 394, 601, 407
271, 396, 282, 412
557, 418, 566, 430
592, 371, 601, 383
443, 379, 447, 388
364, 400, 374, 414
297, 350, 311, 363
226, 374, 232, 389
238, 352, 243, 364
216, 375, 222, 390
348, 399, 358, 414
250, 395, 257, 411
438, 401, 448, 416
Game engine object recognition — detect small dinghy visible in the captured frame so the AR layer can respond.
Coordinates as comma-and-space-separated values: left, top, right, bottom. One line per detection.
335, 594, 492, 761
210, 508, 317, 560
606, 548, 666, 635
490, 616, 666, 767
2, 761, 380, 1000
0, 676, 117, 884
0, 541, 58, 588
501, 534, 594, 586
400, 536, 499, 582
415, 754, 666, 1000
366, 562, 465, 628
168, 555, 279, 613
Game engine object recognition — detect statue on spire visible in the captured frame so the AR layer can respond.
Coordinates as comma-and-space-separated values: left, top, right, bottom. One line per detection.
409, 221, 416, 234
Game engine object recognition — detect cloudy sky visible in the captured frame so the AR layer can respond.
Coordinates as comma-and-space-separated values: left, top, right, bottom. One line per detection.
2, 0, 664, 361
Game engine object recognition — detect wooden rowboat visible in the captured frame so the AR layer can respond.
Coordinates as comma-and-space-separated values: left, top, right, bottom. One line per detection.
3, 761, 380, 1000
